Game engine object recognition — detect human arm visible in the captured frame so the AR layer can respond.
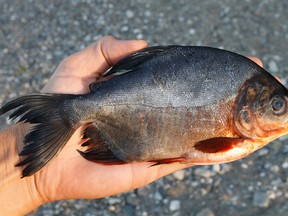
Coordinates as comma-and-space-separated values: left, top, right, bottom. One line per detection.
0, 36, 264, 215
0, 36, 189, 215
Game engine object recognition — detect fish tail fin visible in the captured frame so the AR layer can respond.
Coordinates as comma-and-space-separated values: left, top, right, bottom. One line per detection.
0, 94, 77, 177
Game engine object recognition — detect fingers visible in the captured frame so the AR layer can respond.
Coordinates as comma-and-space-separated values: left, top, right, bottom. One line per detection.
100, 36, 148, 66
247, 56, 263, 67
57, 36, 148, 77
128, 163, 191, 190
247, 56, 282, 83
42, 36, 148, 94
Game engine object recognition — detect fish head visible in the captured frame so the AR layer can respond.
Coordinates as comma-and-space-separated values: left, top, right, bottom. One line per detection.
234, 73, 288, 144
189, 73, 288, 166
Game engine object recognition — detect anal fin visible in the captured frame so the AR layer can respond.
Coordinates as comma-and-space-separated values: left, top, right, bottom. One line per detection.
77, 149, 125, 165
79, 125, 125, 164
150, 157, 188, 166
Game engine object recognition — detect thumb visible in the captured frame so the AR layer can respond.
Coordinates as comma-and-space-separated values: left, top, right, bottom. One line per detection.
56, 36, 148, 77
42, 36, 148, 94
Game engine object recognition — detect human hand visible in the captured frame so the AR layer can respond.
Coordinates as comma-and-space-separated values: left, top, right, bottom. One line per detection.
0, 36, 264, 215
35, 36, 194, 203
1, 36, 159, 215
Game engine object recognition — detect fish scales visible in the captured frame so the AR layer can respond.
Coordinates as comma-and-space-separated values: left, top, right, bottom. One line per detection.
89, 47, 258, 108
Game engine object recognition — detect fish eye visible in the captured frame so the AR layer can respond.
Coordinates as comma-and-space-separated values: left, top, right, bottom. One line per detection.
271, 95, 286, 115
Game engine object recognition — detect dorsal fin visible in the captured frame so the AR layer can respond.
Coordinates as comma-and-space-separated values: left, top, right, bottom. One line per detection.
89, 46, 177, 92
102, 46, 177, 77
88, 46, 179, 92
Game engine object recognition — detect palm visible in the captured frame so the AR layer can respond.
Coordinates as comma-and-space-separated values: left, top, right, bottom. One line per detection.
34, 36, 188, 201
45, 140, 186, 200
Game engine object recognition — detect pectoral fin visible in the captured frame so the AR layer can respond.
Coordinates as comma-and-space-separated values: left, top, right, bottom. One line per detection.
194, 137, 246, 153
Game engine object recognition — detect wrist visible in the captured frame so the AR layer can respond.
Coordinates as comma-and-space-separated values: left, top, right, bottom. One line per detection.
0, 125, 45, 215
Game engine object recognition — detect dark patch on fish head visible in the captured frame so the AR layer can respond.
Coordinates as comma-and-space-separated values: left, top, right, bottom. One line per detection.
234, 72, 288, 141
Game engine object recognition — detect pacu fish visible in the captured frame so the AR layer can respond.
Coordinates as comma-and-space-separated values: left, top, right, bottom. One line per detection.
1, 46, 288, 178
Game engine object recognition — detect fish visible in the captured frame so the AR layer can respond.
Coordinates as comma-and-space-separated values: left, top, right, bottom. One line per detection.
1, 45, 288, 178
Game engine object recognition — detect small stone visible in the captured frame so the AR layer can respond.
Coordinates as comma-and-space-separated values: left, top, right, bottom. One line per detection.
172, 170, 185, 180
189, 28, 196, 35
283, 145, 288, 153
253, 191, 270, 207
257, 148, 269, 156
264, 162, 272, 169
194, 167, 216, 178
75, 200, 86, 209
268, 191, 276, 200
126, 194, 140, 206
163, 198, 169, 204
126, 10, 134, 18
121, 26, 129, 32
270, 165, 280, 173
169, 200, 181, 211
282, 161, 288, 169
108, 205, 116, 212
108, 197, 121, 205
268, 60, 278, 73
248, 185, 254, 192
40, 209, 55, 215
166, 183, 186, 197
276, 190, 283, 197
136, 34, 143, 39
154, 191, 163, 201
123, 205, 135, 216
200, 188, 209, 196
212, 164, 221, 172
241, 163, 248, 169
278, 134, 288, 141
137, 186, 150, 197
144, 10, 152, 17
241, 202, 247, 207
213, 178, 221, 188
219, 164, 232, 174
195, 207, 215, 216
259, 172, 266, 177
191, 181, 199, 187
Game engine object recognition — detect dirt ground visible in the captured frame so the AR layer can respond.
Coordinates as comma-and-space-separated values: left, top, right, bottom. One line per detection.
1, 1, 288, 215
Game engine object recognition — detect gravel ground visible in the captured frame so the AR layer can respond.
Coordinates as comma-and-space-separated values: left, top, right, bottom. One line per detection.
1, 0, 288, 215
